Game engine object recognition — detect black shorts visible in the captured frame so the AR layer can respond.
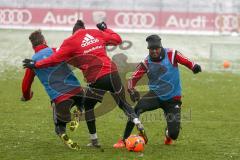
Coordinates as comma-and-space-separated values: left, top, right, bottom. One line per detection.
52, 91, 84, 122
84, 71, 123, 104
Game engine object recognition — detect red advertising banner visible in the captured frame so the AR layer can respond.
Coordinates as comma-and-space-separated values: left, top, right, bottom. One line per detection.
0, 7, 239, 33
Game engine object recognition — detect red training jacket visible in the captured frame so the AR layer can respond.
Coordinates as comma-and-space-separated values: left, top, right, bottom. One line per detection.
35, 28, 122, 83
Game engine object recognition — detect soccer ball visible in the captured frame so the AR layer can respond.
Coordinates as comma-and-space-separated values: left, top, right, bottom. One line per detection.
125, 135, 145, 152
223, 60, 231, 68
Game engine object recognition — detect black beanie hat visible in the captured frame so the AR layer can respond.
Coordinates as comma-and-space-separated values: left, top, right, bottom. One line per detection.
146, 34, 162, 49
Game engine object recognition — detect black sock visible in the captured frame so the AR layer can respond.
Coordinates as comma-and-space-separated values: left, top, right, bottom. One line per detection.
123, 120, 135, 140
55, 120, 67, 135
86, 120, 96, 134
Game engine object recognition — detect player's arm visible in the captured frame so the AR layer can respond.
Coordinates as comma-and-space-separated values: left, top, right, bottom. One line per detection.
21, 68, 35, 101
96, 22, 122, 45
36, 39, 76, 68
174, 50, 201, 74
23, 39, 76, 69
127, 60, 148, 102
102, 29, 122, 45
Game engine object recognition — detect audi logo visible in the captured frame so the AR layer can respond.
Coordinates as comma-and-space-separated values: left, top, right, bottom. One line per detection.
0, 9, 32, 25
215, 15, 239, 31
114, 12, 155, 28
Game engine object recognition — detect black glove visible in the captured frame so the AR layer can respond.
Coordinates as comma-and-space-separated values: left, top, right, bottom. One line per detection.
128, 89, 140, 103
96, 22, 107, 31
23, 59, 36, 69
192, 64, 201, 74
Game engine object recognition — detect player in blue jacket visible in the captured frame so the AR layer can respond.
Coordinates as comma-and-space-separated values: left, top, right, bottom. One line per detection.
114, 34, 202, 148
21, 30, 84, 150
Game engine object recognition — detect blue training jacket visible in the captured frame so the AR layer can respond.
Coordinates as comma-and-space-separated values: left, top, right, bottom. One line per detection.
32, 47, 80, 100
147, 48, 181, 100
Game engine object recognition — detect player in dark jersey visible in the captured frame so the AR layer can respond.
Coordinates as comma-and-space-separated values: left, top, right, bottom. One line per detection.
22, 20, 147, 147
21, 30, 84, 150
114, 34, 202, 148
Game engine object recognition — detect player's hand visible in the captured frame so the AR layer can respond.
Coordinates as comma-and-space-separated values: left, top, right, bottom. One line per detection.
21, 91, 33, 101
96, 22, 107, 31
23, 59, 36, 69
20, 96, 26, 101
192, 64, 201, 74
128, 88, 140, 103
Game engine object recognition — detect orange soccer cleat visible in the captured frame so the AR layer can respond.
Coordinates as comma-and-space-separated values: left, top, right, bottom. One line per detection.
164, 136, 173, 145
113, 139, 126, 148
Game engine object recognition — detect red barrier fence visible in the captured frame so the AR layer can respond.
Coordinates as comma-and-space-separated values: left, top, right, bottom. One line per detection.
1, 7, 240, 34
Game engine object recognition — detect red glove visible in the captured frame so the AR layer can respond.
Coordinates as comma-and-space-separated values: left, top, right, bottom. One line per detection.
21, 91, 33, 101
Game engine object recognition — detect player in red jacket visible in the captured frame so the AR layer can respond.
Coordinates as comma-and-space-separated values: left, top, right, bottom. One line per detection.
23, 20, 147, 147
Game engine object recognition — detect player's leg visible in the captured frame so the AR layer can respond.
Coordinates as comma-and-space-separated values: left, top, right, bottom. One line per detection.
83, 97, 101, 148
84, 81, 116, 147
53, 100, 73, 135
106, 72, 147, 136
86, 73, 140, 125
69, 93, 85, 131
84, 86, 106, 148
114, 91, 161, 148
162, 100, 182, 145
90, 72, 138, 121
52, 99, 80, 150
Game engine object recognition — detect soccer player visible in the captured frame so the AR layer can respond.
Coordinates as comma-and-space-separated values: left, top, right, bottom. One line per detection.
22, 20, 147, 147
113, 34, 202, 148
21, 30, 84, 150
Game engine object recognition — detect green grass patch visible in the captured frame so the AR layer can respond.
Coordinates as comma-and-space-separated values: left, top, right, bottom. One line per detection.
0, 67, 240, 160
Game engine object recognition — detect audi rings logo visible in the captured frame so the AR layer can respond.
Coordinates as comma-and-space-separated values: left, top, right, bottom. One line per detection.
114, 12, 155, 28
215, 15, 239, 31
0, 9, 32, 25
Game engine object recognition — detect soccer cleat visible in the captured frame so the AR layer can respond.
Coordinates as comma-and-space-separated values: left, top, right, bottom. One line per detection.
69, 120, 79, 132
164, 136, 173, 145
113, 139, 125, 148
136, 123, 148, 144
73, 108, 82, 120
59, 134, 80, 150
86, 139, 101, 148
69, 109, 82, 131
